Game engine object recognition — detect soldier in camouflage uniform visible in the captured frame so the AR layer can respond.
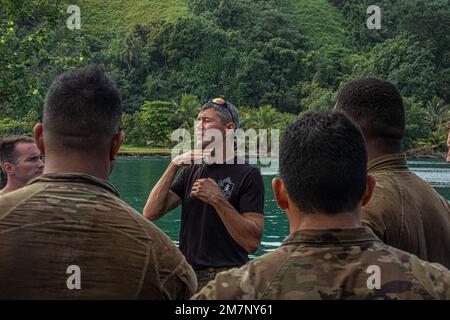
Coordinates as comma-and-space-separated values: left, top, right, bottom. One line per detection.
0, 136, 44, 195
335, 78, 450, 269
192, 112, 450, 300
0, 64, 196, 299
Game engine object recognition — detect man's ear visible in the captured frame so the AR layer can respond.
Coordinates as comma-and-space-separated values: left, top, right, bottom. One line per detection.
3, 162, 15, 176
272, 177, 289, 210
362, 174, 376, 206
33, 123, 45, 155
110, 131, 124, 160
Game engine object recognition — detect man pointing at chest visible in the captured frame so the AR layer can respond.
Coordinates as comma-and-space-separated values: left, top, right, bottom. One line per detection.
143, 98, 265, 290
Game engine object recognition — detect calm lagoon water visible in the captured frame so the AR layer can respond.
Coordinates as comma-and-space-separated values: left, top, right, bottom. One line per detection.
110, 157, 450, 257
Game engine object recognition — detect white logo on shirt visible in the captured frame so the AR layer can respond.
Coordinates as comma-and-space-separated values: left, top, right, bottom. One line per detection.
218, 177, 235, 200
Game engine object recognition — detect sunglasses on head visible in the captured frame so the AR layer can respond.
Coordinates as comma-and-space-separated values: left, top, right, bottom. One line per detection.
207, 98, 235, 125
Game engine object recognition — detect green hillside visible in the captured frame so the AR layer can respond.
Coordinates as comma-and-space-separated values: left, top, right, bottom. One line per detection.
78, 0, 190, 33
292, 0, 348, 49
78, 0, 348, 47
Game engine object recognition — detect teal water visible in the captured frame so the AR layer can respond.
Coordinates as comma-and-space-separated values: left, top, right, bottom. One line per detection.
110, 157, 450, 257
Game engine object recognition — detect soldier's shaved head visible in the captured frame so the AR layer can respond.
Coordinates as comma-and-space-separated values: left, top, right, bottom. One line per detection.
42, 64, 122, 152
279, 111, 367, 214
335, 77, 405, 142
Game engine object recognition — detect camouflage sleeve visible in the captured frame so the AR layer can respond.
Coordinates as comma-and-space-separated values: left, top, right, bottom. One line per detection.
139, 224, 197, 299
409, 256, 450, 300
158, 233, 198, 299
192, 250, 291, 300
191, 266, 255, 300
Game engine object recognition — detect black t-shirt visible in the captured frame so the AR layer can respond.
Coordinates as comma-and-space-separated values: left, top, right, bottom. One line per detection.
170, 159, 265, 270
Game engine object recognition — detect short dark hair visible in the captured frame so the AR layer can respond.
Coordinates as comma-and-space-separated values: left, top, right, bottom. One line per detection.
200, 98, 240, 129
0, 136, 35, 165
280, 111, 367, 214
335, 77, 405, 140
43, 64, 122, 151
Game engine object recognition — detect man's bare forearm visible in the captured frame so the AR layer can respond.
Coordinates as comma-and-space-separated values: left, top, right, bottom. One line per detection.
143, 162, 179, 220
211, 197, 263, 253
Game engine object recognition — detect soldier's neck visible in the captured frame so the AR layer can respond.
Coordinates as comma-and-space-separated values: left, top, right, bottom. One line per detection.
43, 153, 111, 181
0, 183, 14, 196
365, 138, 402, 162
289, 210, 361, 234
0, 178, 24, 195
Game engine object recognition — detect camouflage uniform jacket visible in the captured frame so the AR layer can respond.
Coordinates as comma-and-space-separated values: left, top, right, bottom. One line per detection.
192, 227, 450, 300
363, 153, 450, 269
0, 173, 197, 299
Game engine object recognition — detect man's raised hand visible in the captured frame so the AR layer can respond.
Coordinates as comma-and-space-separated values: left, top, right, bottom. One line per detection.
171, 150, 211, 169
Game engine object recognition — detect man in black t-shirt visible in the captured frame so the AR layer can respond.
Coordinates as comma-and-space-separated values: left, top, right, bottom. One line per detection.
143, 98, 265, 290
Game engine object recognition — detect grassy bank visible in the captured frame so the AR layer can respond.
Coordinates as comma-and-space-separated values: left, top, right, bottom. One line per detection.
119, 144, 171, 153
118, 144, 172, 156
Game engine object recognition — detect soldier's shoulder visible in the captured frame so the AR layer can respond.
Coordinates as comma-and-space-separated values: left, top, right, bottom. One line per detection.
192, 246, 294, 300
0, 183, 45, 208
375, 244, 450, 299
407, 254, 450, 299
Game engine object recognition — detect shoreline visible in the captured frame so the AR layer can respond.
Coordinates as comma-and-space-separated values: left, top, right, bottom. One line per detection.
405, 150, 446, 161
118, 151, 171, 158
118, 150, 447, 160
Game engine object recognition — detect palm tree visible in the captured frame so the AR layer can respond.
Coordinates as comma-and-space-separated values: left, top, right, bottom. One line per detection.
115, 32, 142, 74
416, 125, 448, 152
425, 96, 450, 130
239, 105, 283, 153
172, 94, 200, 130
241, 105, 282, 129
